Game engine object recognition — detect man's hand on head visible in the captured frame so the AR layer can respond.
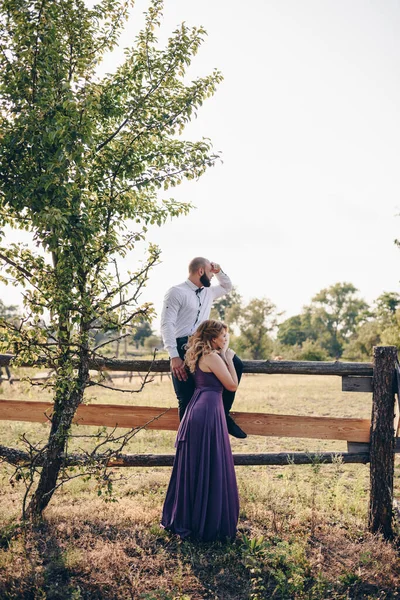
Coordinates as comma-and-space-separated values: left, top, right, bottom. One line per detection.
210, 262, 221, 274
170, 357, 188, 381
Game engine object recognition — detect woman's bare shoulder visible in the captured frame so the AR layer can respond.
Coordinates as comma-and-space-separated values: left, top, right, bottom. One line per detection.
199, 352, 218, 373
202, 352, 223, 367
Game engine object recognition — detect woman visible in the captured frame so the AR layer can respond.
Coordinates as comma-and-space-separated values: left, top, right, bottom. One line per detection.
161, 320, 240, 542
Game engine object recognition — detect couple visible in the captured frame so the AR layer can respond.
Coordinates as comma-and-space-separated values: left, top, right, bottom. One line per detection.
160, 257, 245, 541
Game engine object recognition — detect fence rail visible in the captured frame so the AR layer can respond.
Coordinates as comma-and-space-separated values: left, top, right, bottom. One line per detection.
0, 446, 371, 467
0, 354, 374, 376
0, 400, 372, 441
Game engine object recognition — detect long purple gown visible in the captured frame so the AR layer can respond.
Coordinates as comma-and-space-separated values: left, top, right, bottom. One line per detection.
161, 365, 239, 541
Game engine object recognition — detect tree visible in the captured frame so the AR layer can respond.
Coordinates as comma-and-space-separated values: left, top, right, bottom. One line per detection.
276, 284, 370, 359
375, 292, 400, 322
373, 292, 400, 350
0, 300, 20, 354
0, 0, 222, 519
297, 339, 328, 361
234, 297, 277, 359
0, 300, 19, 321
310, 283, 369, 358
211, 286, 242, 323
144, 334, 163, 353
0, 299, 19, 380
132, 320, 153, 348
343, 292, 400, 361
343, 320, 383, 361
276, 308, 316, 347
277, 315, 305, 347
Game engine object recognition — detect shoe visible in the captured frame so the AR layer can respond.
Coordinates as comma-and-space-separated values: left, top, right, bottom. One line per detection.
226, 415, 247, 439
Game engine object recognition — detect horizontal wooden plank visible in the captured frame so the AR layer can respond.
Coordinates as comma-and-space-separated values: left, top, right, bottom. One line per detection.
0, 400, 176, 429
0, 400, 371, 442
342, 376, 373, 393
347, 442, 369, 454
348, 439, 400, 454
0, 354, 374, 376
0, 400, 54, 424
0, 445, 371, 467
231, 411, 370, 442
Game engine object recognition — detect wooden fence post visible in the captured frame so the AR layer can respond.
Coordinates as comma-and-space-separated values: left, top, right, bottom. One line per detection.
369, 346, 397, 539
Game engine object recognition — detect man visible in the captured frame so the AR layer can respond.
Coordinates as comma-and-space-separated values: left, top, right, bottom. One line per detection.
161, 256, 247, 439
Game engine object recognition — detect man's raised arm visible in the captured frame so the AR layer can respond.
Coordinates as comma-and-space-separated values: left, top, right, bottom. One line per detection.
210, 263, 232, 299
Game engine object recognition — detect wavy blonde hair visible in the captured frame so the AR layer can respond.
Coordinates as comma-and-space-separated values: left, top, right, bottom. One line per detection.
185, 320, 227, 373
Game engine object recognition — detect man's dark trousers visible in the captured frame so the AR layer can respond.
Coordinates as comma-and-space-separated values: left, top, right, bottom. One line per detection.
172, 336, 244, 421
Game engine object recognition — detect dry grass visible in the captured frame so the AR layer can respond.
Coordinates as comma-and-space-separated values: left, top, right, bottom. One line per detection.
0, 371, 400, 599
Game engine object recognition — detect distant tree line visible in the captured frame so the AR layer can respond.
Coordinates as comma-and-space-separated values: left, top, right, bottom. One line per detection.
0, 301, 161, 358
211, 283, 400, 362
2, 282, 399, 362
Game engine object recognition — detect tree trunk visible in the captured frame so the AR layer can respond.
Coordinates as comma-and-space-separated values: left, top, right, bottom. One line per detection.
369, 346, 397, 539
26, 347, 90, 520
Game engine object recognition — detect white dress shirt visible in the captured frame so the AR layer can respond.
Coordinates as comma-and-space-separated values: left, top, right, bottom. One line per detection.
160, 271, 233, 359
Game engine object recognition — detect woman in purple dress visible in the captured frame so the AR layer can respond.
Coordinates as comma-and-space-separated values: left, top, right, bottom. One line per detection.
161, 320, 240, 542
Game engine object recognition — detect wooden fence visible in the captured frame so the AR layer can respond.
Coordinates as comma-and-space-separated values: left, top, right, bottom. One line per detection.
0, 346, 399, 538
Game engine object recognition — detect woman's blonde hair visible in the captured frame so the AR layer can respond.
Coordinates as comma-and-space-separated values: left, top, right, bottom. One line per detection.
185, 320, 227, 373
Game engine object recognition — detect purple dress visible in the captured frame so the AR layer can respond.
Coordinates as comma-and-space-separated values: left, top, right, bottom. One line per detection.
161, 365, 239, 541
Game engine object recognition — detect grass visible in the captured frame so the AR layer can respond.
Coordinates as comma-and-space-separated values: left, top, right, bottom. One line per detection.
0, 371, 400, 598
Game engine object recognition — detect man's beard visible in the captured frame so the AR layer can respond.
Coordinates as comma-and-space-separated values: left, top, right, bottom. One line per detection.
200, 273, 211, 287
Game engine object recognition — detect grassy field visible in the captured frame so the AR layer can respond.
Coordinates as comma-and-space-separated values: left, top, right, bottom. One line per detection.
0, 371, 399, 599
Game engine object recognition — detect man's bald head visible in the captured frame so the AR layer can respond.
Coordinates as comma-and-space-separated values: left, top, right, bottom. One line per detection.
188, 257, 213, 288
188, 257, 209, 275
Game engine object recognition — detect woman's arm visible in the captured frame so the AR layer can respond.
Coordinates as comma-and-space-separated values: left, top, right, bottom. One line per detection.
218, 334, 239, 389
223, 348, 239, 388
202, 352, 238, 391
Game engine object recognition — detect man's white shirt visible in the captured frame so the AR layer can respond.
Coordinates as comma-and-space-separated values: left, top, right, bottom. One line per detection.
160, 271, 232, 359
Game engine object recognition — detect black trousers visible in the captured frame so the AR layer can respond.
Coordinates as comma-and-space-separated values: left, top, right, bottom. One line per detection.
172, 336, 243, 421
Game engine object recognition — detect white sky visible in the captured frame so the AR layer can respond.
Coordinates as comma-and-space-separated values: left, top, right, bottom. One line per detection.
2, 0, 400, 332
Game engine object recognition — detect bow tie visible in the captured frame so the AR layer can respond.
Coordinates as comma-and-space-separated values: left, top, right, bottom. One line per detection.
195, 287, 204, 295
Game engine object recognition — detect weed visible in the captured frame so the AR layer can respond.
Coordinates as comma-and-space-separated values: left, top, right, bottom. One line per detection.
338, 569, 362, 587
0, 521, 20, 550
240, 533, 312, 599
139, 592, 174, 600
309, 453, 324, 537
240, 534, 268, 599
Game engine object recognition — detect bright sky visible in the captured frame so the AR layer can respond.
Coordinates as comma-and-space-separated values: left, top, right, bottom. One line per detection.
2, 0, 400, 333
